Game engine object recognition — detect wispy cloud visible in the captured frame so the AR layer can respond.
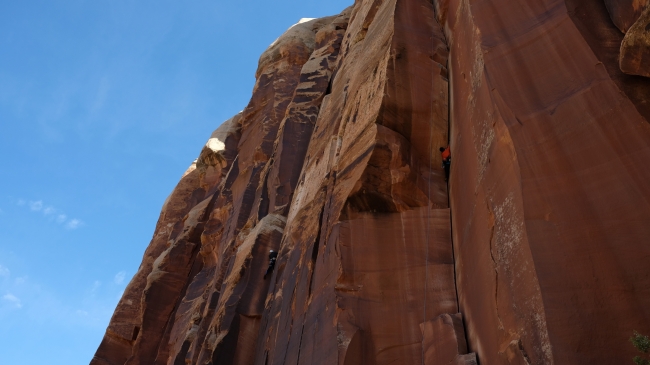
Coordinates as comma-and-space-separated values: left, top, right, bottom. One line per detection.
0, 272, 114, 328
65, 219, 83, 230
90, 280, 101, 294
0, 267, 23, 310
0, 250, 126, 328
2, 293, 22, 309
17, 199, 83, 230
114, 271, 126, 285
29, 200, 43, 211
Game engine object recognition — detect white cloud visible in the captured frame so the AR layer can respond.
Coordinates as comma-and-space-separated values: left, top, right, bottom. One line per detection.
29, 200, 43, 211
0, 265, 9, 277
17, 199, 83, 230
0, 208, 4, 214
3, 293, 22, 308
14, 277, 26, 285
66, 219, 83, 230
114, 271, 126, 285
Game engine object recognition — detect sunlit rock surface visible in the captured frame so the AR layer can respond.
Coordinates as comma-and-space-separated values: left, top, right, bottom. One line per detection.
92, 1, 650, 364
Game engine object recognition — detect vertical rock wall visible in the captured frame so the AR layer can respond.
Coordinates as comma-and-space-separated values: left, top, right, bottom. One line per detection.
251, 1, 455, 364
92, 0, 650, 364
93, 1, 456, 364
438, 0, 650, 364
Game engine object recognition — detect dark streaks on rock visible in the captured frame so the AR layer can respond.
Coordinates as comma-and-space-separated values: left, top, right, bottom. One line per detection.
93, 0, 650, 364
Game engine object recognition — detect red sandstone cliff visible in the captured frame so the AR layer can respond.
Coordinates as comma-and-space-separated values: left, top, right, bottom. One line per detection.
91, 1, 650, 364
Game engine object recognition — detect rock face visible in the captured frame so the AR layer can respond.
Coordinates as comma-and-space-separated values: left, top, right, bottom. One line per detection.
443, 0, 650, 364
621, 5, 650, 77
604, 0, 647, 33
421, 314, 477, 365
92, 0, 650, 365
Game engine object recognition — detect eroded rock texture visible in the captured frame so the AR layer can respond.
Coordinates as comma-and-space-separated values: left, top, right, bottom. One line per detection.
621, 5, 650, 77
93, 0, 650, 364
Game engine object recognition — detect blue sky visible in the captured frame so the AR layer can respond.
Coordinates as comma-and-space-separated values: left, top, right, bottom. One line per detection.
0, 1, 351, 363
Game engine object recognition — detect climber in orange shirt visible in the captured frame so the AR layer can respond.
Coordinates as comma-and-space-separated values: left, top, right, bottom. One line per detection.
440, 146, 451, 182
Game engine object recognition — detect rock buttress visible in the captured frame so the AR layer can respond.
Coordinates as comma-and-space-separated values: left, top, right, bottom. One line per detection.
91, 13, 348, 365
254, 0, 455, 364
93, 0, 458, 363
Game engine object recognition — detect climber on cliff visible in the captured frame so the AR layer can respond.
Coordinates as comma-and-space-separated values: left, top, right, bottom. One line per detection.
440, 146, 451, 182
264, 250, 279, 280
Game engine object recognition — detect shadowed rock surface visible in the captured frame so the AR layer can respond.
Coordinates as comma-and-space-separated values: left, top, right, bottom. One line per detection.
621, 5, 650, 77
604, 0, 647, 33
92, 0, 650, 364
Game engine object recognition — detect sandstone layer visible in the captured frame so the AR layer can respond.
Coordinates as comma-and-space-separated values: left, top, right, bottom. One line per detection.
93, 0, 650, 364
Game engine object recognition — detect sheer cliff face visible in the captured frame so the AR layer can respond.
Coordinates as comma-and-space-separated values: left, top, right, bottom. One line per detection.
443, 0, 650, 364
92, 1, 650, 365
